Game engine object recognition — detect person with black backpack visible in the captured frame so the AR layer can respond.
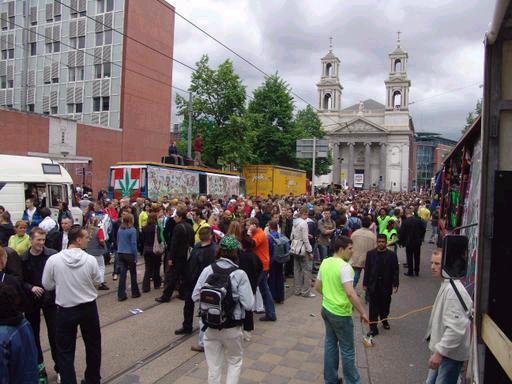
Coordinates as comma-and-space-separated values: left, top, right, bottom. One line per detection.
192, 235, 254, 384
267, 221, 289, 304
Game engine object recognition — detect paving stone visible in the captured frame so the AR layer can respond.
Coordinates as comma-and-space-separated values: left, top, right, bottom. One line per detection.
258, 353, 283, 364
261, 374, 289, 384
250, 360, 277, 372
295, 369, 320, 381
271, 365, 297, 378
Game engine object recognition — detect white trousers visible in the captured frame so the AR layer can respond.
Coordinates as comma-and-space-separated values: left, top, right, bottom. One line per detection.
94, 255, 105, 284
204, 326, 243, 384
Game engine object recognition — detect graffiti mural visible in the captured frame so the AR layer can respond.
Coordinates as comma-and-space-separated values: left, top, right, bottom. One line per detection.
147, 166, 199, 200
207, 174, 239, 197
461, 138, 481, 298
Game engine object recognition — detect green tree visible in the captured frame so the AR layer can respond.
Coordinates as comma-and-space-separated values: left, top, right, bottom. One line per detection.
247, 75, 300, 167
294, 105, 333, 176
461, 98, 482, 134
176, 55, 250, 167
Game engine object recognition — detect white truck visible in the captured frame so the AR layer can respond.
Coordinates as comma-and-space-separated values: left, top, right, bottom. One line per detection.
0, 154, 83, 225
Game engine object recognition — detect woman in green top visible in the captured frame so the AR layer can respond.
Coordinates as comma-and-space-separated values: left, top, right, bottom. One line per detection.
8, 220, 31, 255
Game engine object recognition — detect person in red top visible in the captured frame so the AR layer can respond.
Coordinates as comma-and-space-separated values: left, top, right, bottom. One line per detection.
247, 217, 276, 321
194, 134, 202, 165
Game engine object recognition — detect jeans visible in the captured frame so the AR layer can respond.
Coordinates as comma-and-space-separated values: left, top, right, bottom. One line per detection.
25, 304, 59, 373
318, 244, 330, 260
257, 272, 276, 320
268, 261, 285, 303
56, 301, 101, 384
430, 225, 439, 242
321, 308, 361, 384
425, 355, 464, 384
118, 253, 140, 299
353, 268, 369, 303
112, 252, 121, 275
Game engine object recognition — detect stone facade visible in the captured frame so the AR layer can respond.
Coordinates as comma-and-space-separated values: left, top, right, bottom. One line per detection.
316, 40, 414, 192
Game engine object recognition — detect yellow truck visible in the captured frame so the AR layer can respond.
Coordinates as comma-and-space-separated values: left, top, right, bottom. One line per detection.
243, 165, 307, 197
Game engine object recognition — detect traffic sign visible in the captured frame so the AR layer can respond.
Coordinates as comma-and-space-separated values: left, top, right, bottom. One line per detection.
296, 139, 329, 158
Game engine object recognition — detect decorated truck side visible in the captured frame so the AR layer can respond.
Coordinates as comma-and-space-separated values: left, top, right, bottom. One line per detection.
109, 162, 245, 200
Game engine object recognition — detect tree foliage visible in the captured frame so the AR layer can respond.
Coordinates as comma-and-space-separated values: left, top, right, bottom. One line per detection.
176, 55, 250, 166
177, 57, 331, 176
461, 99, 482, 134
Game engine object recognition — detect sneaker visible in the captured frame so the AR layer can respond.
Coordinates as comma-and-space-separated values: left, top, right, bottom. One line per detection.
243, 330, 252, 342
382, 321, 390, 330
174, 327, 193, 335
190, 345, 204, 352
155, 296, 170, 303
302, 292, 316, 298
57, 373, 61, 384
367, 329, 379, 337
112, 274, 118, 281
98, 283, 110, 290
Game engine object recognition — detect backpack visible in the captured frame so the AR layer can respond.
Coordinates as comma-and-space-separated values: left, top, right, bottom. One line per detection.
270, 234, 291, 264
347, 216, 361, 232
199, 263, 239, 330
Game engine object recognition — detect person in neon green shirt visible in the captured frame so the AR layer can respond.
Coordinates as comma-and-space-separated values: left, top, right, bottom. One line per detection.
376, 208, 390, 234
315, 236, 369, 384
138, 204, 151, 230
8, 221, 30, 255
382, 220, 398, 253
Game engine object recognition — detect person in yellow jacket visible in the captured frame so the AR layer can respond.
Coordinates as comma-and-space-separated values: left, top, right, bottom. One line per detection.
382, 219, 399, 254
138, 204, 151, 231
191, 208, 210, 244
8, 221, 30, 255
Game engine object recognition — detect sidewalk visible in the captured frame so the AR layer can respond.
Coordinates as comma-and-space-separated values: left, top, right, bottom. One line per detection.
173, 241, 438, 384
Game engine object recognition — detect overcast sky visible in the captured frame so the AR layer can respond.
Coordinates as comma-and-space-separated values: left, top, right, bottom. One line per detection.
166, 0, 494, 141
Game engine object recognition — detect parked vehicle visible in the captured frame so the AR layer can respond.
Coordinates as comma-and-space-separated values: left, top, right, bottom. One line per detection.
0, 155, 83, 225
243, 165, 307, 197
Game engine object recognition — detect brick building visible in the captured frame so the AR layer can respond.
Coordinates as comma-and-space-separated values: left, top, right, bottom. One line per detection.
0, 0, 175, 193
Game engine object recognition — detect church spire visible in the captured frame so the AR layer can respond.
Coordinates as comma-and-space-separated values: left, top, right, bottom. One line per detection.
317, 39, 342, 112
385, 34, 411, 111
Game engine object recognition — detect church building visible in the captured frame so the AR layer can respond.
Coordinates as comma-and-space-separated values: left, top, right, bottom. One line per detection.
317, 37, 414, 192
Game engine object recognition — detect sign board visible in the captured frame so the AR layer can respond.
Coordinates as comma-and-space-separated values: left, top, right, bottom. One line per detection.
354, 173, 364, 188
76, 168, 84, 176
296, 139, 329, 158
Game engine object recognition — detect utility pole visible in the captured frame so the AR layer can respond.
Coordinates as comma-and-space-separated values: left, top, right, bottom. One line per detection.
187, 91, 193, 159
311, 136, 316, 194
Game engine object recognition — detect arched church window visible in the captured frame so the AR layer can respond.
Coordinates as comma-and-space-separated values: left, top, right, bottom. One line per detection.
326, 63, 332, 76
394, 59, 402, 72
393, 91, 402, 109
323, 93, 332, 110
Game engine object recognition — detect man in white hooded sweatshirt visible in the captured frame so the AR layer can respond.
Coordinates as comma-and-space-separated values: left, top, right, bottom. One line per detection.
43, 225, 102, 384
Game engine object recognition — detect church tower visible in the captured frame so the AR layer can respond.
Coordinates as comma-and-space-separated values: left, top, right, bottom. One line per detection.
385, 33, 411, 111
317, 38, 342, 112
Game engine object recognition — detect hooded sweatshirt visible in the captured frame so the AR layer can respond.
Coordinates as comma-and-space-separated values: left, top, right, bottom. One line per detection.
42, 248, 101, 307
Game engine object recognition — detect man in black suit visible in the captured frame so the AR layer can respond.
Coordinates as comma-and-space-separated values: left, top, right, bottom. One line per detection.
53, 217, 73, 252
156, 205, 195, 303
399, 208, 426, 276
363, 234, 399, 337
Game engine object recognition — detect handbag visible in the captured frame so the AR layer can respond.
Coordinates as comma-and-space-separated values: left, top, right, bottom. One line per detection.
153, 227, 165, 256
290, 238, 306, 256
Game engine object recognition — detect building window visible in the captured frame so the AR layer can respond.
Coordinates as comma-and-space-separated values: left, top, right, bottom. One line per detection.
67, 103, 83, 114
1, 17, 7, 31
61, 131, 65, 143
30, 42, 37, 56
54, 14, 61, 21
69, 66, 84, 81
8, 16, 15, 29
93, 96, 109, 111
8, 48, 14, 59
95, 62, 111, 78
7, 79, 13, 88
52, 75, 59, 83
70, 36, 85, 49
0, 76, 6, 89
50, 106, 58, 114
45, 42, 60, 53
43, 111, 49, 115
1, 50, 6, 60
28, 104, 35, 112
97, 0, 114, 14
95, 30, 112, 46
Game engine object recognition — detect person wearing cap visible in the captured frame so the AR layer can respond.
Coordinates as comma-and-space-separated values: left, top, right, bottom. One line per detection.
192, 235, 254, 384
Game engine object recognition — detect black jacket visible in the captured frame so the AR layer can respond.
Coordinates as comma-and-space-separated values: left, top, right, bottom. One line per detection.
167, 221, 194, 264
141, 223, 157, 250
186, 242, 218, 286
399, 216, 426, 248
238, 250, 263, 294
4, 247, 23, 282
0, 271, 29, 312
279, 217, 293, 239
363, 248, 399, 295
0, 223, 15, 246
163, 217, 176, 246
21, 246, 57, 309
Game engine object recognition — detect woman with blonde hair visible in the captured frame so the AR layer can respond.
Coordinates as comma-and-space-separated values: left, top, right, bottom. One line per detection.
116, 213, 140, 301
8, 221, 30, 255
226, 220, 242, 242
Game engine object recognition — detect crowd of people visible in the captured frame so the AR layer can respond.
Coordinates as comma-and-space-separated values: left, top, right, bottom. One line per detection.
0, 187, 473, 384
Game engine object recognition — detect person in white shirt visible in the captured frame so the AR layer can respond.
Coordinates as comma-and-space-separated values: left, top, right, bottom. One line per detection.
425, 249, 472, 384
42, 226, 102, 384
290, 207, 314, 297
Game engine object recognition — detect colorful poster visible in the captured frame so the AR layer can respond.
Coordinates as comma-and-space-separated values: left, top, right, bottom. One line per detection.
111, 167, 143, 200
147, 166, 199, 200
206, 174, 239, 197
460, 138, 481, 298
